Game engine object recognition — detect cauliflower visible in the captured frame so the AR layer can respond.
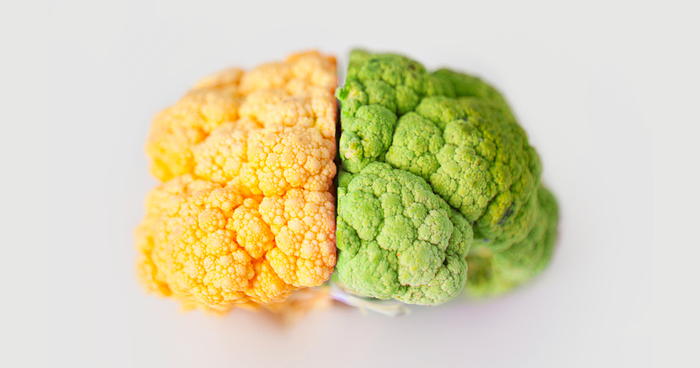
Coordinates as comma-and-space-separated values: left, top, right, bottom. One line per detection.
466, 186, 559, 296
335, 162, 473, 305
335, 50, 558, 301
136, 51, 338, 313
137, 49, 561, 315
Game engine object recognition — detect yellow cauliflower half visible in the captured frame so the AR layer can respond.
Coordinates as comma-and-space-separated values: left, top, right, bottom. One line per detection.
137, 51, 337, 314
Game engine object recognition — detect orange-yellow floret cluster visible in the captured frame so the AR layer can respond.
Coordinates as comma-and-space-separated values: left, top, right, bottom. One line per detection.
136, 51, 337, 314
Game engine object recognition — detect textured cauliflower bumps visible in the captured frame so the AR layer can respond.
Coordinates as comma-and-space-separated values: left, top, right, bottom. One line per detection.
466, 186, 559, 296
335, 163, 473, 305
136, 175, 292, 311
338, 50, 541, 249
336, 50, 558, 300
137, 51, 338, 313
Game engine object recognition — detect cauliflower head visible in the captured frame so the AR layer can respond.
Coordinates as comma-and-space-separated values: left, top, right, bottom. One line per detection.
335, 162, 473, 305
137, 51, 338, 313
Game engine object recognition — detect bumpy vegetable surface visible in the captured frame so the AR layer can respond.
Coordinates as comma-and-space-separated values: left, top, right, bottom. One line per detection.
136, 51, 338, 313
336, 50, 557, 300
466, 186, 559, 296
335, 163, 473, 305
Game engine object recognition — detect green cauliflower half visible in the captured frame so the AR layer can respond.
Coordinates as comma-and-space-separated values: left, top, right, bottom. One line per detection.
335, 162, 473, 305
336, 50, 558, 300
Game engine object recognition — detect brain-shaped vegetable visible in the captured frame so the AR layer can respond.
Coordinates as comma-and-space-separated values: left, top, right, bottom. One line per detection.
335, 163, 473, 305
136, 51, 338, 313
137, 49, 561, 315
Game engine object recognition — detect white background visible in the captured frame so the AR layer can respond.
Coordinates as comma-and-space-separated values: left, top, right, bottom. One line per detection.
4, 0, 699, 367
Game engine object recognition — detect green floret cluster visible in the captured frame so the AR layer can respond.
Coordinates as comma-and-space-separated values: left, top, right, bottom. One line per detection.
336, 163, 472, 305
335, 50, 559, 303
466, 186, 559, 296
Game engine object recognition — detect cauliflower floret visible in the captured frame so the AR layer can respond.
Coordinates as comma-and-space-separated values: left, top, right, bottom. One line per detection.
146, 88, 240, 181
466, 186, 559, 297
260, 189, 337, 287
192, 118, 260, 183
335, 163, 473, 306
241, 125, 336, 197
137, 175, 294, 313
